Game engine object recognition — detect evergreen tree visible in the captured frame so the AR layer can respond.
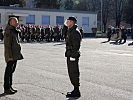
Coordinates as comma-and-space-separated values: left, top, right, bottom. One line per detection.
0, 0, 25, 7
73, 0, 88, 11
64, 0, 74, 10
34, 0, 62, 9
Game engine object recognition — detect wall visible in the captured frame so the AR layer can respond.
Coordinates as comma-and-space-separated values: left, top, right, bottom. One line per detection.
0, 7, 97, 34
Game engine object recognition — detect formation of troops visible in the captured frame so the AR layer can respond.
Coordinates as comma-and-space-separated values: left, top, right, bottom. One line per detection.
0, 24, 84, 43
0, 24, 133, 45
16, 24, 68, 42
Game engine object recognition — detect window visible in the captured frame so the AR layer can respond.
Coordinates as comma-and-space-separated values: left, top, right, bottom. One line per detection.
56, 16, 64, 25
82, 17, 89, 26
42, 16, 50, 25
26, 15, 35, 24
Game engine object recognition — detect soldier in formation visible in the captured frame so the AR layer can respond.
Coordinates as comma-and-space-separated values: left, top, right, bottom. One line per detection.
16, 24, 66, 43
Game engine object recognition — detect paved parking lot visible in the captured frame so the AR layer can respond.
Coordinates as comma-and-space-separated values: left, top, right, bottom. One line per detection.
0, 38, 133, 100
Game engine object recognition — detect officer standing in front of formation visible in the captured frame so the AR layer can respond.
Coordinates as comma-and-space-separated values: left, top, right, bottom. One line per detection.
65, 16, 82, 98
3, 17, 23, 94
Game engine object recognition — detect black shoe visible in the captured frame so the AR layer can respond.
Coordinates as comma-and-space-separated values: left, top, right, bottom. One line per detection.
66, 90, 81, 98
10, 87, 17, 93
4, 89, 16, 94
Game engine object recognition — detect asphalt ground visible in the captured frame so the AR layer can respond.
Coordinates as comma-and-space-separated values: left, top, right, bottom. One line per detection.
0, 38, 133, 100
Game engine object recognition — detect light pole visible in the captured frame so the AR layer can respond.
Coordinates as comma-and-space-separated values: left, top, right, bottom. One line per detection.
101, 0, 103, 32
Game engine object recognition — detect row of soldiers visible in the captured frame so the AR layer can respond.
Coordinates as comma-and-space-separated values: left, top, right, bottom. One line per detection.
17, 24, 68, 42
0, 24, 84, 43
106, 27, 131, 44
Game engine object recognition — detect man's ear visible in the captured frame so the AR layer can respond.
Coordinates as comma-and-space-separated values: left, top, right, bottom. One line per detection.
8, 21, 10, 25
8, 18, 12, 25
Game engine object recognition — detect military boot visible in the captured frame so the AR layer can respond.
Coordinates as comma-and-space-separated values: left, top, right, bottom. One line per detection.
66, 88, 81, 98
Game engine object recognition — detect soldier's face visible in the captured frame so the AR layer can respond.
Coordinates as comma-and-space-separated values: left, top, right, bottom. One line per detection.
66, 20, 74, 28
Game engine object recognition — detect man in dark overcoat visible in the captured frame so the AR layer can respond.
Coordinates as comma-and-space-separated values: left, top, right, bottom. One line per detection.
4, 17, 23, 94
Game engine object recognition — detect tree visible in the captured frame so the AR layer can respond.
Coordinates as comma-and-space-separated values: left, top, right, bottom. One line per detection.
124, 0, 133, 29
34, 0, 62, 9
73, 0, 88, 11
85, 0, 100, 12
19, 0, 26, 7
50, 0, 62, 9
0, 0, 26, 7
64, 0, 74, 10
102, 0, 112, 33
112, 0, 127, 27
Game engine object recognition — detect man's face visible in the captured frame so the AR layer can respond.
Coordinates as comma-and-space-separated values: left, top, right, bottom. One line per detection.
66, 20, 74, 28
10, 18, 18, 27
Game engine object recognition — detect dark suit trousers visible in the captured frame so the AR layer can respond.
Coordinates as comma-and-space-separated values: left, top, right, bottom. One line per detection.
4, 60, 17, 90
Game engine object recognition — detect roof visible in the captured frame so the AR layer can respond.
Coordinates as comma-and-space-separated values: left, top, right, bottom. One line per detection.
0, 6, 97, 14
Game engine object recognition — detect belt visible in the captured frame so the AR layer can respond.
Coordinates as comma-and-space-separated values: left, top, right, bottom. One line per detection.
66, 46, 72, 50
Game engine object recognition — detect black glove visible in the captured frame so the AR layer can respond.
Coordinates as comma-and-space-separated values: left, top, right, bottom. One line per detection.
71, 51, 80, 58
65, 50, 71, 57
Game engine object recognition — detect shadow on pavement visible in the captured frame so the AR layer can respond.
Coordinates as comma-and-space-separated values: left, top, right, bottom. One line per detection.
0, 92, 15, 97
109, 41, 123, 45
128, 42, 133, 46
0, 93, 6, 97
101, 41, 109, 43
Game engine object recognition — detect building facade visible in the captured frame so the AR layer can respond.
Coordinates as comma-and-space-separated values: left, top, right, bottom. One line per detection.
0, 6, 97, 35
